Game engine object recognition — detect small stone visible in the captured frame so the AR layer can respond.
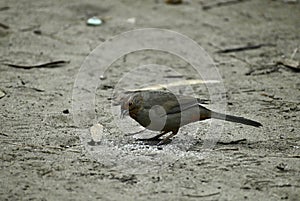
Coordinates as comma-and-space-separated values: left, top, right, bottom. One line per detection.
90, 123, 104, 143
100, 84, 114, 90
99, 75, 107, 80
126, 18, 136, 24
62, 109, 69, 114
33, 30, 42, 35
87, 17, 102, 26
165, 0, 182, 4
276, 162, 288, 171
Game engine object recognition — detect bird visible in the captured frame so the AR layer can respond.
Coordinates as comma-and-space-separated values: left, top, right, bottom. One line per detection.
121, 90, 262, 145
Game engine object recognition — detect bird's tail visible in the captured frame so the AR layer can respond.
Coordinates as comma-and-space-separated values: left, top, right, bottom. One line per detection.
210, 111, 262, 127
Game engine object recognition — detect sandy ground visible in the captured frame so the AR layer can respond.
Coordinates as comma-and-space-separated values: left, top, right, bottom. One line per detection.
1, 0, 300, 200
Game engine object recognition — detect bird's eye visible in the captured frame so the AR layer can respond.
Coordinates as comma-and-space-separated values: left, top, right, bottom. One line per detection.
128, 101, 133, 106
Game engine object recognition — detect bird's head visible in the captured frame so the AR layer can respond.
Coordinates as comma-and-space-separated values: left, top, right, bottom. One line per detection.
120, 93, 143, 118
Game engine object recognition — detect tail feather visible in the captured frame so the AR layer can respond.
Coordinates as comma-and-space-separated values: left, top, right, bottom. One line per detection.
211, 111, 262, 127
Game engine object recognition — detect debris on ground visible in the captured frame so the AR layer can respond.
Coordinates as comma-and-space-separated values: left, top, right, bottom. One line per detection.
3, 60, 70, 69
87, 17, 103, 26
216, 43, 275, 53
0, 89, 5, 99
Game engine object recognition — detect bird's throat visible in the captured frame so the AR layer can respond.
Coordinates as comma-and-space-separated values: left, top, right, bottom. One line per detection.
130, 109, 151, 128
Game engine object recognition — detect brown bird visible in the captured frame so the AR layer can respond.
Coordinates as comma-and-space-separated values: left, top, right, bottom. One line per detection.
121, 90, 262, 145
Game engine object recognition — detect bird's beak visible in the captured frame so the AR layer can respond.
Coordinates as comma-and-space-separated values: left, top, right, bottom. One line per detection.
120, 109, 129, 118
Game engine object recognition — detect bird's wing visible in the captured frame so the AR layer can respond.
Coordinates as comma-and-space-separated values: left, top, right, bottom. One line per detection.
140, 90, 207, 115
163, 95, 201, 115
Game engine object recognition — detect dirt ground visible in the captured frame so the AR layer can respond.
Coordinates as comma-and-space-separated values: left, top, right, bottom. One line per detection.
1, 0, 300, 200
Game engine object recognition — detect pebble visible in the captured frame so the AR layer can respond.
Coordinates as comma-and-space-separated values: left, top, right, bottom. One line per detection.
87, 17, 102, 26
90, 123, 104, 143
126, 18, 136, 24
62, 109, 69, 114
100, 75, 107, 80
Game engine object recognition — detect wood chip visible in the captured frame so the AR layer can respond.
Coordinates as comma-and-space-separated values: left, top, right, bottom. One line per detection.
276, 58, 300, 71
0, 89, 5, 99
202, 0, 250, 10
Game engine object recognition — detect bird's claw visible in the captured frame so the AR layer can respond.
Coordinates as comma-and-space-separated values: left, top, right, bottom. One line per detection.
157, 138, 172, 146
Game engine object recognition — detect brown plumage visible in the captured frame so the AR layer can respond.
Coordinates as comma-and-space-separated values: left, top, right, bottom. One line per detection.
121, 90, 262, 145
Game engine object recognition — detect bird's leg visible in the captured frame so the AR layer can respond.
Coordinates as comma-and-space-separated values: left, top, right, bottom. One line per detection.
157, 130, 179, 145
136, 130, 169, 141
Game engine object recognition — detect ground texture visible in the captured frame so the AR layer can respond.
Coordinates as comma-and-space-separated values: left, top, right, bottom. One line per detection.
0, 0, 299, 200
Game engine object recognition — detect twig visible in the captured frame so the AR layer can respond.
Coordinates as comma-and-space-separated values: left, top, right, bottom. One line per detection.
287, 155, 300, 158
216, 147, 239, 151
0, 22, 9, 29
202, 0, 250, 10
3, 60, 70, 69
270, 184, 292, 188
245, 65, 280, 76
216, 43, 275, 53
218, 138, 247, 145
245, 68, 255, 76
0, 132, 8, 137
276, 59, 300, 72
228, 54, 252, 65
290, 48, 298, 59
234, 88, 265, 93
163, 75, 184, 78
264, 155, 300, 159
183, 192, 220, 198
14, 85, 45, 92
39, 169, 53, 177
260, 93, 282, 100
0, 6, 10, 11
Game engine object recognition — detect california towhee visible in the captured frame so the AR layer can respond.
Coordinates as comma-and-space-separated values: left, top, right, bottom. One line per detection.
121, 90, 262, 145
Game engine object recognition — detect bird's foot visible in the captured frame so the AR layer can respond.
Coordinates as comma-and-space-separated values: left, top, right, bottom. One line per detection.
136, 131, 169, 145
157, 131, 177, 145
136, 134, 163, 141
135, 130, 178, 146
157, 138, 172, 146
135, 137, 162, 146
